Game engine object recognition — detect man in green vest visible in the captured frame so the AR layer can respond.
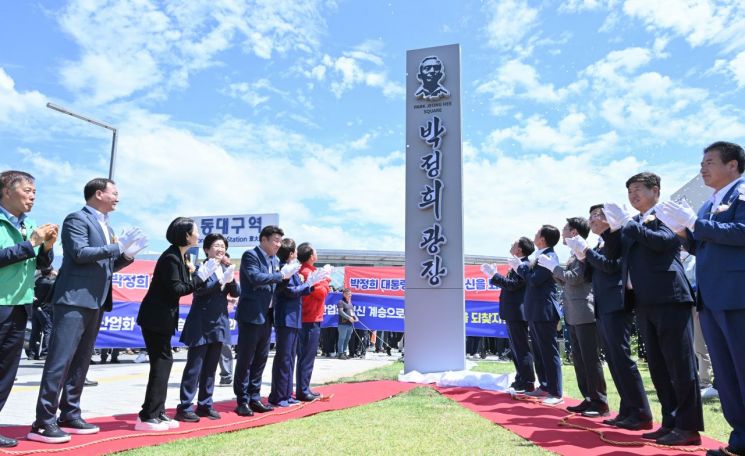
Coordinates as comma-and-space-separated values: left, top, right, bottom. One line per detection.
0, 170, 57, 448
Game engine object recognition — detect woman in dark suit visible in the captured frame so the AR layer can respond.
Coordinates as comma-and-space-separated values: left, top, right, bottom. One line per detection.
135, 217, 216, 431
268, 238, 314, 407
175, 234, 239, 422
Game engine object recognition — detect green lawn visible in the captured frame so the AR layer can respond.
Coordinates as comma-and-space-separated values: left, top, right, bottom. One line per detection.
120, 359, 727, 455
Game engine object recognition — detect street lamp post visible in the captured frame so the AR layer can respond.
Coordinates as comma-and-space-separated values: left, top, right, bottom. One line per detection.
46, 102, 118, 180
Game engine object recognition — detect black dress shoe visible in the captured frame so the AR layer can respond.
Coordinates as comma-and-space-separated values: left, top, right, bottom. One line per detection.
174, 410, 200, 422
249, 400, 273, 413
296, 394, 316, 402
656, 429, 701, 446
309, 390, 321, 398
566, 399, 591, 413
581, 405, 610, 418
84, 377, 98, 387
196, 407, 221, 420
641, 426, 672, 440
615, 416, 653, 431
707, 446, 745, 456
0, 435, 18, 448
235, 403, 254, 417
602, 415, 627, 426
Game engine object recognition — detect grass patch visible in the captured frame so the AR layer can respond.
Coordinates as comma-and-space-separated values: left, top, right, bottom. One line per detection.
473, 359, 729, 443
120, 358, 728, 455
121, 385, 548, 455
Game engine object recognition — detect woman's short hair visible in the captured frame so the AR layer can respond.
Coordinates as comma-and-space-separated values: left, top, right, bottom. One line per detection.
203, 233, 228, 253
277, 238, 296, 263
166, 217, 196, 247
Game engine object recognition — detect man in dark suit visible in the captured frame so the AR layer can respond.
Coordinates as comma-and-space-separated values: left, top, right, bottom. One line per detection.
570, 204, 652, 426
514, 225, 563, 405
542, 217, 608, 417
28, 178, 144, 444
482, 237, 539, 393
233, 225, 298, 416
657, 142, 745, 456
0, 171, 56, 448
603, 172, 702, 446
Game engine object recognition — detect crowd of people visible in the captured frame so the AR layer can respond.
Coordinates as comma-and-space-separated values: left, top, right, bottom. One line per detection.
1, 139, 744, 456
479, 141, 745, 456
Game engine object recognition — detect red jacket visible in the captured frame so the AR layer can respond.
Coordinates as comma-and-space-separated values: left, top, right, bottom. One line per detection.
299, 263, 330, 323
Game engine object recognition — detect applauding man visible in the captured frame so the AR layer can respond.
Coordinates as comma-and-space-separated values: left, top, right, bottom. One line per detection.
482, 237, 540, 393
602, 172, 702, 446
30, 178, 144, 444
515, 225, 563, 405
657, 142, 745, 456
0, 171, 56, 448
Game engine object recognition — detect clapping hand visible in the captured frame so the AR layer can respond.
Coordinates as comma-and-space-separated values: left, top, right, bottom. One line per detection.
536, 254, 559, 271
220, 264, 236, 285
565, 235, 588, 259
307, 268, 331, 285
480, 263, 497, 278
280, 260, 301, 279
603, 203, 632, 231
117, 227, 142, 251
507, 256, 522, 272
197, 258, 220, 281
123, 235, 148, 257
657, 200, 697, 232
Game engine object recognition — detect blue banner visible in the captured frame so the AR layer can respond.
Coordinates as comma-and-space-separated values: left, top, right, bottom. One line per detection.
96, 294, 508, 348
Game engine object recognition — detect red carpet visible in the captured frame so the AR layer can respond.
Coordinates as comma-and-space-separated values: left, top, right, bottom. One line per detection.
0, 381, 417, 456
437, 386, 725, 456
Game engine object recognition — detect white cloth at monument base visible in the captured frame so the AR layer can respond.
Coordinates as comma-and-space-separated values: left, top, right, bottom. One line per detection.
398, 362, 513, 392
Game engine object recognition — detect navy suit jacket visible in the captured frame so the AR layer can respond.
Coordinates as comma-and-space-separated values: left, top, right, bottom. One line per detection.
180, 264, 240, 346
605, 213, 694, 307
684, 178, 745, 311
489, 257, 528, 322
583, 231, 625, 316
273, 264, 313, 329
516, 248, 561, 322
52, 207, 132, 311
235, 246, 284, 325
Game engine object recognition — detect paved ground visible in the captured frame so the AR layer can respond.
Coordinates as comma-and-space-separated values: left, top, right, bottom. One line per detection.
3, 350, 401, 427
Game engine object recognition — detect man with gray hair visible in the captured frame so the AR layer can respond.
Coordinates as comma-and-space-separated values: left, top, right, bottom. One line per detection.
0, 170, 57, 448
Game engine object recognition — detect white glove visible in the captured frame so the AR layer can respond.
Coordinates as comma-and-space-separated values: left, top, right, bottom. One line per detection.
123, 235, 148, 257
197, 258, 220, 281
322, 264, 334, 275
659, 200, 697, 231
280, 260, 301, 279
507, 256, 522, 272
604, 203, 632, 231
565, 236, 588, 257
536, 254, 559, 271
220, 264, 236, 284
306, 268, 331, 286
117, 227, 142, 251
480, 263, 497, 278
655, 202, 686, 232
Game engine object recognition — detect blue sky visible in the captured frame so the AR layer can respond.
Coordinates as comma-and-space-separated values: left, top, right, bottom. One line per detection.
1, 0, 745, 259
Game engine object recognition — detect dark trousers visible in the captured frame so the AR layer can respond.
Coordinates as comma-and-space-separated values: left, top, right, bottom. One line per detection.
269, 326, 299, 404
636, 303, 703, 431
35, 304, 102, 425
178, 341, 222, 412
349, 328, 369, 356
296, 322, 320, 397
320, 327, 337, 355
700, 306, 745, 449
567, 322, 607, 406
505, 320, 535, 386
29, 306, 52, 359
596, 310, 651, 420
100, 348, 120, 361
529, 320, 562, 397
139, 328, 173, 421
233, 320, 272, 404
465, 336, 482, 356
219, 343, 233, 381
0, 305, 30, 415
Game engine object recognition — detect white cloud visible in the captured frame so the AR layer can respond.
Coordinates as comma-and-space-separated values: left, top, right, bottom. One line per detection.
224, 79, 285, 107
622, 0, 745, 53
56, 0, 331, 104
0, 68, 47, 125
476, 59, 586, 103
483, 0, 539, 51
311, 42, 404, 99
729, 50, 745, 87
